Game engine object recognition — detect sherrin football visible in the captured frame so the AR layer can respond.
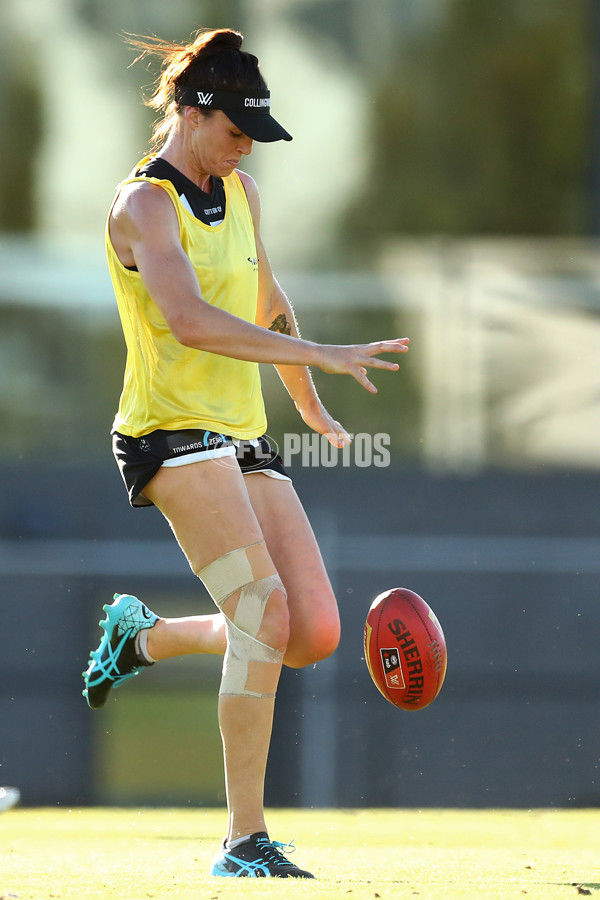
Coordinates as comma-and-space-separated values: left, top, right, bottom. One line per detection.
364, 587, 447, 710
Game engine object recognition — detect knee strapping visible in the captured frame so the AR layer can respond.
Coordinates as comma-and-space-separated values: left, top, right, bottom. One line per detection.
197, 543, 285, 699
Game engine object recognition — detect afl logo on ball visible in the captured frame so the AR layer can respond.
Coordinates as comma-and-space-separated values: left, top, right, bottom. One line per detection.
380, 648, 405, 690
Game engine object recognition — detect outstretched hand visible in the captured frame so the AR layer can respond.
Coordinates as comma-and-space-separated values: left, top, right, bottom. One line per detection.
315, 338, 410, 393
296, 397, 351, 449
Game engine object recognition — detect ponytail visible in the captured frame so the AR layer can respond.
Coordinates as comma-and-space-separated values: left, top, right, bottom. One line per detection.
125, 28, 266, 149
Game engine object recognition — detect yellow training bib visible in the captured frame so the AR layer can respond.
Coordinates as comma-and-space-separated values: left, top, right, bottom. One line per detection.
106, 159, 267, 439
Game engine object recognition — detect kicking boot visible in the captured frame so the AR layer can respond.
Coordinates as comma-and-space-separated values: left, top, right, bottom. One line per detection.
82, 594, 159, 709
211, 832, 314, 878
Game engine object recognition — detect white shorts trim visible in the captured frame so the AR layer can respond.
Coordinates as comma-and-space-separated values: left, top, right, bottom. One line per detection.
243, 468, 291, 483
161, 446, 236, 468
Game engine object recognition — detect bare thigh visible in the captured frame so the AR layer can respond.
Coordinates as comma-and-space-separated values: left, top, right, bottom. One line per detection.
143, 457, 293, 655
243, 474, 340, 666
143, 456, 265, 572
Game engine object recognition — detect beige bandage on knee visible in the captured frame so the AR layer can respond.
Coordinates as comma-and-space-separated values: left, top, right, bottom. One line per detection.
197, 542, 285, 699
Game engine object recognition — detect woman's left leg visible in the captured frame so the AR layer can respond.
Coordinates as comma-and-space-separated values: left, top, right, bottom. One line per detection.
243, 474, 340, 668
144, 473, 339, 668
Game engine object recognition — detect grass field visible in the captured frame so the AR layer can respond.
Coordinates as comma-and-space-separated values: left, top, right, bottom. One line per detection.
1, 807, 598, 899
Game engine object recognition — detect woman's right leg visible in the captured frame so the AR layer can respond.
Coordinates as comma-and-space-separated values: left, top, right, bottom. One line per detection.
147, 613, 227, 660
143, 457, 288, 843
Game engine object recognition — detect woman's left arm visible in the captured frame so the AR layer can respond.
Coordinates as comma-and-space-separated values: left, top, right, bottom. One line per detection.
238, 170, 351, 449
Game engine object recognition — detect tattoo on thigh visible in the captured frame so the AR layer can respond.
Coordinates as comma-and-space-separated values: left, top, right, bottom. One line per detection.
268, 313, 292, 335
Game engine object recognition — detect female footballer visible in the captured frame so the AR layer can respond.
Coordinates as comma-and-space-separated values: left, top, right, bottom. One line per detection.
82, 27, 409, 878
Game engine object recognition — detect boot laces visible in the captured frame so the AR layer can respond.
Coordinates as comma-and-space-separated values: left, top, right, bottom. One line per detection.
255, 836, 296, 866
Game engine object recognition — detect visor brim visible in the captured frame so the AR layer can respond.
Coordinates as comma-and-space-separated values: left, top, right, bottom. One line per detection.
224, 110, 293, 143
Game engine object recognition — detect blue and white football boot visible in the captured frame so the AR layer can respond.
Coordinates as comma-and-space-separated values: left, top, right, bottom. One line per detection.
82, 593, 159, 709
211, 832, 314, 878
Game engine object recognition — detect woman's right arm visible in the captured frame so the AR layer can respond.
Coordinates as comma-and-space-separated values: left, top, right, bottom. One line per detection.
109, 182, 409, 393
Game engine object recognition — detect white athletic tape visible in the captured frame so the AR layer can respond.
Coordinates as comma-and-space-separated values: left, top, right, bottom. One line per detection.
198, 545, 285, 698
221, 609, 284, 698
198, 545, 256, 605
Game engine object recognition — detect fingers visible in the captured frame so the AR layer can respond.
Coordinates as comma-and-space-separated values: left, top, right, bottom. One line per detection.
354, 365, 378, 394
324, 423, 352, 449
360, 338, 410, 372
366, 338, 410, 356
366, 357, 400, 371
317, 338, 410, 389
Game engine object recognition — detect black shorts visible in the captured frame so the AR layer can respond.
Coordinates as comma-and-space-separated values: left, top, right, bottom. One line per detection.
112, 428, 290, 508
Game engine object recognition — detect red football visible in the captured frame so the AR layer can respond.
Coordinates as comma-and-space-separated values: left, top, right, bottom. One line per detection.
364, 588, 447, 710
